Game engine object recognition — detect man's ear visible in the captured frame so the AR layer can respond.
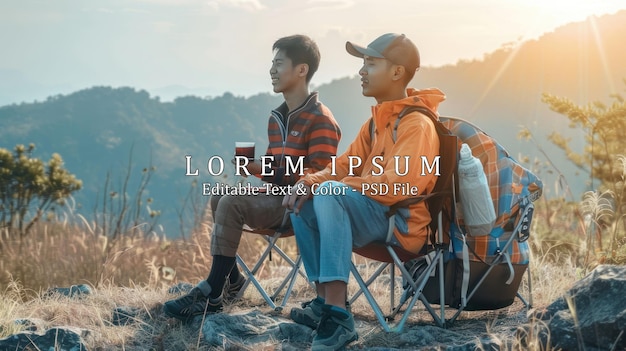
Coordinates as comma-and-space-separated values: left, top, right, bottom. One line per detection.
298, 64, 309, 78
391, 64, 406, 82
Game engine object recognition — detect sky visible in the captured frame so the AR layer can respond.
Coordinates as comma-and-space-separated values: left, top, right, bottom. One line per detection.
1, 0, 625, 105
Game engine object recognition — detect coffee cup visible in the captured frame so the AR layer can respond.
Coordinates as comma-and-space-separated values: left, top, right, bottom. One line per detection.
235, 142, 255, 160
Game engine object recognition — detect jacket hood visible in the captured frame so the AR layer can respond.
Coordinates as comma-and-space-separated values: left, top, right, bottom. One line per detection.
371, 88, 446, 130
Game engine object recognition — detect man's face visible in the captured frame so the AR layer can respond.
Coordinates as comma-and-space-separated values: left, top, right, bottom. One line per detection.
269, 50, 300, 94
358, 55, 395, 99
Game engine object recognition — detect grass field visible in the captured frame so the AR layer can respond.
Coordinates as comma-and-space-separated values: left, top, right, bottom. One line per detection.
0, 197, 623, 349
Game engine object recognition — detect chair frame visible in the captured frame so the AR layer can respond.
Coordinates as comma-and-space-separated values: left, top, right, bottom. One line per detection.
235, 209, 309, 311
350, 194, 535, 332
350, 210, 448, 332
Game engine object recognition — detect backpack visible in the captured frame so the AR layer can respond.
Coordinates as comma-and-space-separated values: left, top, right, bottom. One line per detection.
438, 117, 542, 262
441, 115, 542, 309
371, 107, 543, 310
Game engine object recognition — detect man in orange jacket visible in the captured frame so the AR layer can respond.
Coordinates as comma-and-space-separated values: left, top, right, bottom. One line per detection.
283, 33, 445, 350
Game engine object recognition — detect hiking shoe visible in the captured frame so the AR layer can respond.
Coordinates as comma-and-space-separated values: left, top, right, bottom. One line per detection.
163, 280, 223, 322
223, 275, 246, 303
290, 296, 324, 329
312, 304, 358, 351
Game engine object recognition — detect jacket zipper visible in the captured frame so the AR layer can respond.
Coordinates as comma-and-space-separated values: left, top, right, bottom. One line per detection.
270, 93, 316, 161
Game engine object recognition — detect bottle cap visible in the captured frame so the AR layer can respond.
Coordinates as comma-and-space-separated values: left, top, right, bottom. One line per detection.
460, 143, 472, 160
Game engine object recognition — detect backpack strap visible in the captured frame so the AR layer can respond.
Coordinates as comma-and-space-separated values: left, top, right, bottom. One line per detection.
368, 106, 441, 144
394, 106, 440, 143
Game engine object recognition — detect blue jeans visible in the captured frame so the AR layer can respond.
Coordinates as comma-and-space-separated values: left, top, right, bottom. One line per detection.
291, 181, 390, 283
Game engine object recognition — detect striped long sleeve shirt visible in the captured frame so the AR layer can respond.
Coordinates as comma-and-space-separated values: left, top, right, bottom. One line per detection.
262, 92, 341, 186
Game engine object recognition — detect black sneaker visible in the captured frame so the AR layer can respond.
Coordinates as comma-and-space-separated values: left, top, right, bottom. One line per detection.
312, 304, 358, 351
223, 275, 246, 303
163, 281, 223, 322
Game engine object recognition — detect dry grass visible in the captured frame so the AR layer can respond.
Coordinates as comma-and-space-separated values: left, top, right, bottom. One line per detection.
0, 214, 305, 297
0, 254, 567, 350
0, 199, 602, 350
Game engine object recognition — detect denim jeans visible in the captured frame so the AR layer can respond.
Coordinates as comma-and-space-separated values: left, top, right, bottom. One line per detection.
291, 180, 390, 283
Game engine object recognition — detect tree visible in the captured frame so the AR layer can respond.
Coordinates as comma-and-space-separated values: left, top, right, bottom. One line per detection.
0, 144, 82, 241
542, 81, 626, 262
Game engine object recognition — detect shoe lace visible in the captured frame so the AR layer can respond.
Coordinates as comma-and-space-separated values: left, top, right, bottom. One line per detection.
300, 298, 315, 309
181, 289, 200, 304
177, 289, 205, 314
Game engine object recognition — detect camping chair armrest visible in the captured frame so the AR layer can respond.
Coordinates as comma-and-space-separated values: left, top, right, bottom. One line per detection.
385, 213, 396, 243
385, 191, 451, 244
385, 195, 428, 243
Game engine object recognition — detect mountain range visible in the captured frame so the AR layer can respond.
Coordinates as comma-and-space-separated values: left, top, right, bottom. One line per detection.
1, 10, 625, 237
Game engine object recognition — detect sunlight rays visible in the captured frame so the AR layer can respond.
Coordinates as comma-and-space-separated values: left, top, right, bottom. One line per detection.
589, 16, 616, 94
468, 10, 617, 119
468, 42, 523, 118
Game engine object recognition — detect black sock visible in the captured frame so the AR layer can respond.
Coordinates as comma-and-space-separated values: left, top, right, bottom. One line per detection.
228, 264, 242, 284
206, 255, 236, 299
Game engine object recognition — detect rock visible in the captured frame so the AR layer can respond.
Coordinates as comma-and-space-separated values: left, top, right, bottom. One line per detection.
0, 327, 88, 351
167, 282, 193, 295
0, 318, 46, 335
13, 318, 46, 332
278, 322, 314, 343
532, 264, 626, 350
528, 296, 567, 320
194, 309, 521, 350
44, 284, 92, 298
112, 306, 140, 326
200, 309, 313, 347
394, 324, 511, 351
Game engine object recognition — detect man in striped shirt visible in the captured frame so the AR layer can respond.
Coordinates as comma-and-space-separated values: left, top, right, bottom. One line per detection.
164, 34, 341, 322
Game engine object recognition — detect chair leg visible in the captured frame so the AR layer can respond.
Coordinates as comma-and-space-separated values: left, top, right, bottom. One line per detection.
390, 248, 446, 329
236, 254, 278, 310
349, 261, 390, 305
273, 255, 306, 310
390, 264, 395, 314
350, 262, 394, 332
350, 249, 448, 332
515, 265, 533, 309
527, 264, 533, 308
236, 234, 309, 311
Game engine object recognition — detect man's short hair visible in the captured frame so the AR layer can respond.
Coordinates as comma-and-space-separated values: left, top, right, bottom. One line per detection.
273, 35, 321, 83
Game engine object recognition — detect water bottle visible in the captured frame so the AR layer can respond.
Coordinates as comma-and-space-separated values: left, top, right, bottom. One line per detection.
458, 143, 496, 236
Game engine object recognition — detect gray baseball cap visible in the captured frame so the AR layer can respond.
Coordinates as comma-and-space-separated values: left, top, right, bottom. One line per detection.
346, 33, 420, 72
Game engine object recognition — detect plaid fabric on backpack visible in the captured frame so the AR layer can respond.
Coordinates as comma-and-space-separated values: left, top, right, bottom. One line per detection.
440, 117, 543, 265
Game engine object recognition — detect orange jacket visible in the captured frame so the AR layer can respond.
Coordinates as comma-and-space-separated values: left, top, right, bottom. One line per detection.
302, 88, 445, 253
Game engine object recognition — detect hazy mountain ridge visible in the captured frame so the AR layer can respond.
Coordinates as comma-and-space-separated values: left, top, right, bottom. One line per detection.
0, 87, 283, 235
1, 10, 625, 236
